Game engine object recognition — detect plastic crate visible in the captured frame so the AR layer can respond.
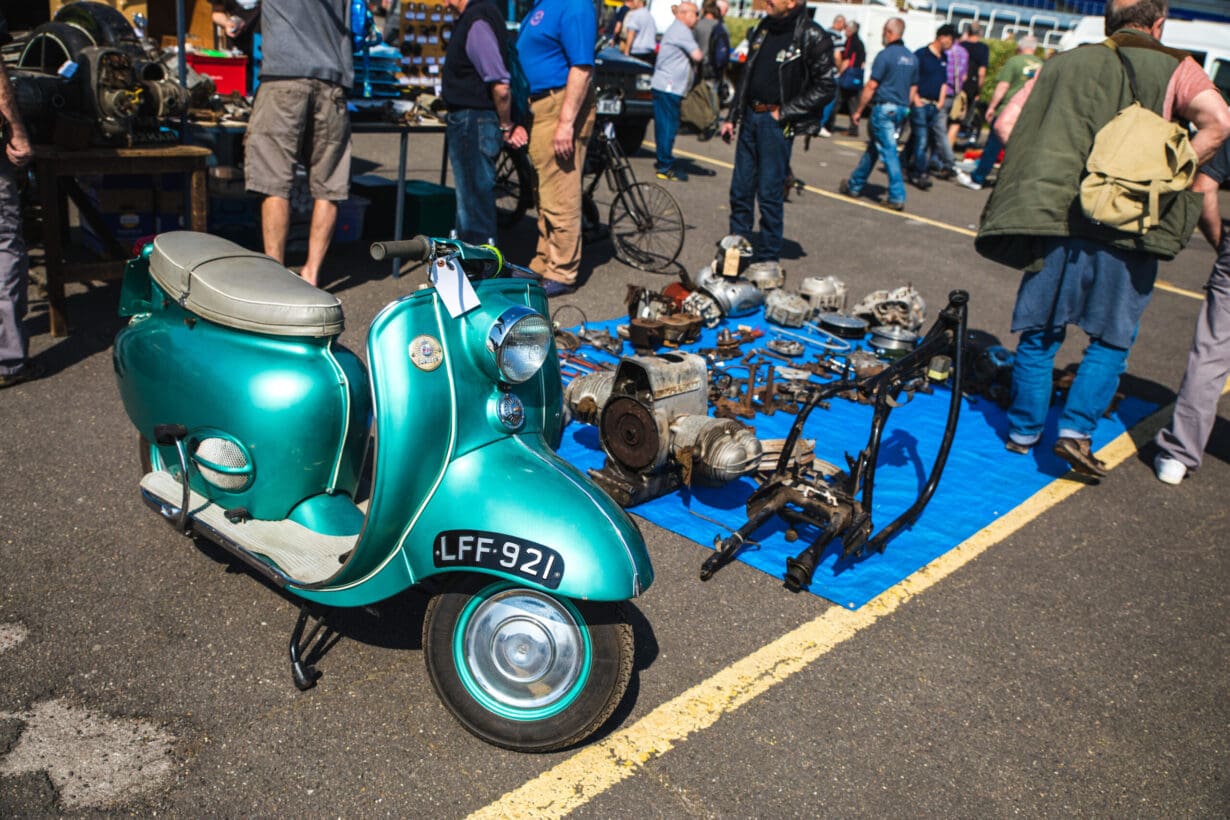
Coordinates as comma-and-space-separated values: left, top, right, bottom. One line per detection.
333, 195, 370, 244
186, 51, 249, 96
351, 175, 455, 240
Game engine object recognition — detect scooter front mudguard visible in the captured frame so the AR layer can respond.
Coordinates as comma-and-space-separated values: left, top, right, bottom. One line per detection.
402, 434, 653, 601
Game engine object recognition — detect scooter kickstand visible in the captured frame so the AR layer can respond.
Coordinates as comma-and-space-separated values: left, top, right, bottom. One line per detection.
289, 607, 326, 691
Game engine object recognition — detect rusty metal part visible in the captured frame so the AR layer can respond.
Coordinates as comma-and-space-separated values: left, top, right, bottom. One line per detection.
699, 327, 749, 361
713, 364, 758, 420
626, 284, 678, 321
766, 338, 805, 357
627, 317, 665, 352
659, 312, 702, 347
600, 395, 660, 470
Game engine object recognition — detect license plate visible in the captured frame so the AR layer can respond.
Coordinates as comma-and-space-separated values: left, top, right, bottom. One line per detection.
433, 529, 565, 589
597, 98, 622, 116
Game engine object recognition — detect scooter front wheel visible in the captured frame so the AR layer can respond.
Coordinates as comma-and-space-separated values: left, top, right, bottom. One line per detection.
423, 574, 633, 752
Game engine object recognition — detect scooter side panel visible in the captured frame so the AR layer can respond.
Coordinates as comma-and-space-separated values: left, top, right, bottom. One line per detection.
113, 296, 371, 522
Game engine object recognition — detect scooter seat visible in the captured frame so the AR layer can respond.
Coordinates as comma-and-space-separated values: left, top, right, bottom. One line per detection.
149, 231, 344, 337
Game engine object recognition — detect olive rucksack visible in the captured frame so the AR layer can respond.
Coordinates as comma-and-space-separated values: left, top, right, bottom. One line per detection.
1079, 40, 1199, 235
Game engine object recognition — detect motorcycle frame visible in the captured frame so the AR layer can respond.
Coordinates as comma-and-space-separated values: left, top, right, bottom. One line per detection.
700, 291, 969, 587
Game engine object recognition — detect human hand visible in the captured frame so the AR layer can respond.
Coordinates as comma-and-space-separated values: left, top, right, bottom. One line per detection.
770, 108, 779, 121
719, 121, 734, 142
553, 120, 574, 160
6, 131, 32, 168
505, 125, 528, 149
850, 110, 861, 127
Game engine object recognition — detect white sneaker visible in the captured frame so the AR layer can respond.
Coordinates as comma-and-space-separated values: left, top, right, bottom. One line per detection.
1154, 453, 1186, 485
955, 170, 982, 191
819, 127, 833, 138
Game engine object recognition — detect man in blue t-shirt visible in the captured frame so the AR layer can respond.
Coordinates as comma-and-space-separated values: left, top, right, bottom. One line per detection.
517, 0, 597, 295
839, 17, 917, 210
907, 23, 957, 190
1153, 141, 1230, 484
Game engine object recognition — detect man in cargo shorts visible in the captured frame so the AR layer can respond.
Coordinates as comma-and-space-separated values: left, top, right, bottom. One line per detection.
242, 0, 353, 288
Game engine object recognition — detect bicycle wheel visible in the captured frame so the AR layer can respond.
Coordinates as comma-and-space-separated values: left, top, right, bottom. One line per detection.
608, 182, 684, 272
494, 145, 533, 228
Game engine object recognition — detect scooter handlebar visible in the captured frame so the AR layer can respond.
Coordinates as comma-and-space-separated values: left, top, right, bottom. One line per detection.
370, 236, 432, 262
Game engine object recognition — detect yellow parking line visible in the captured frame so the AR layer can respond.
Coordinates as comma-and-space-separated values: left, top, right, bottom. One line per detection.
469, 406, 1173, 820
651, 141, 1206, 302
655, 141, 977, 239
1155, 280, 1205, 301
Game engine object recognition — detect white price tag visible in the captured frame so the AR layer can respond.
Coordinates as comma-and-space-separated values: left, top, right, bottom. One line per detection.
431, 257, 480, 318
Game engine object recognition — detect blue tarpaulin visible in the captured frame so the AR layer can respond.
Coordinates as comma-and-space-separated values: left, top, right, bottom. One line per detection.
555, 314, 1156, 609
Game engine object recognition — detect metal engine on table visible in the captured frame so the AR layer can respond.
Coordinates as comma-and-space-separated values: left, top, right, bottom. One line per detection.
682, 235, 773, 328
564, 352, 763, 507
11, 2, 193, 146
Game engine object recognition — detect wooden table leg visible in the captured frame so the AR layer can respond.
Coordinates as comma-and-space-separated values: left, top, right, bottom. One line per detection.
36, 160, 68, 338
189, 164, 207, 231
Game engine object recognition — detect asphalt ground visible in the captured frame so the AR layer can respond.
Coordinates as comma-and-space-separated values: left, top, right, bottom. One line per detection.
1, 119, 1228, 816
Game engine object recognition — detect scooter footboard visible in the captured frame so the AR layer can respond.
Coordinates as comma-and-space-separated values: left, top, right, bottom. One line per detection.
403, 437, 653, 601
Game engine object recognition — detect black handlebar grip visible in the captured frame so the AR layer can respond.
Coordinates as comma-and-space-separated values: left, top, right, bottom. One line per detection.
370, 235, 431, 261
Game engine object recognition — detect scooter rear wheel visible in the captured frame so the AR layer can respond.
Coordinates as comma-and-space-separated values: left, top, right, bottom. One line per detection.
423, 574, 633, 752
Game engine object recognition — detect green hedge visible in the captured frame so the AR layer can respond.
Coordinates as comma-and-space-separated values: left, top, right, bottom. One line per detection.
725, 16, 758, 50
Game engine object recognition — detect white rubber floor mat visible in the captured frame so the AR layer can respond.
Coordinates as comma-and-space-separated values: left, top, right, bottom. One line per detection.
140, 471, 359, 584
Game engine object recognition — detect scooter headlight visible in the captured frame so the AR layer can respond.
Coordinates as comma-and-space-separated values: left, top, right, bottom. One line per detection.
487, 305, 551, 383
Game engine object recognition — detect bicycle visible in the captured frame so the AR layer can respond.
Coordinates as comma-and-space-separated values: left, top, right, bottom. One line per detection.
493, 97, 686, 273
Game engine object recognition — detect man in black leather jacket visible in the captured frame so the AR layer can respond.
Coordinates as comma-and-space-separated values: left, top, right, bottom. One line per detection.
718, 0, 834, 265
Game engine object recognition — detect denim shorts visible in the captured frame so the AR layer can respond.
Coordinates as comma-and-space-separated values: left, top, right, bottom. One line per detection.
245, 78, 352, 201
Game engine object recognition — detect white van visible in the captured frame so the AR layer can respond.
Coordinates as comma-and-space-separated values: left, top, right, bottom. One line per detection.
714, 1, 943, 80
1057, 16, 1230, 102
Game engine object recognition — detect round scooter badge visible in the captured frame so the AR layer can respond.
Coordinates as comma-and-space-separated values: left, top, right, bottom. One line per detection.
409, 335, 444, 371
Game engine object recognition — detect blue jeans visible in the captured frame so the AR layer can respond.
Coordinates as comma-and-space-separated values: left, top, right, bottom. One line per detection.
908, 103, 939, 178
821, 96, 837, 130
653, 90, 682, 173
729, 108, 791, 261
970, 118, 1003, 186
1008, 326, 1134, 444
446, 108, 502, 245
847, 103, 908, 206
0, 163, 28, 376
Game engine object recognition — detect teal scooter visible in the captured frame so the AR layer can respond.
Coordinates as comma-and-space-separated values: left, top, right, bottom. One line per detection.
113, 231, 653, 751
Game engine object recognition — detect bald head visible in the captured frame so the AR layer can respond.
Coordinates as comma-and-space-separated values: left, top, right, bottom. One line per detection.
885, 17, 905, 39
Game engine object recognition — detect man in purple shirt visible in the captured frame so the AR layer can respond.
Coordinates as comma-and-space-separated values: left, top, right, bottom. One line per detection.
944, 33, 968, 154
442, 0, 528, 245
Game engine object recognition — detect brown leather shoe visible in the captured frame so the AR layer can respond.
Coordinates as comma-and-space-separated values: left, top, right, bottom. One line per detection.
1053, 436, 1108, 477
1004, 439, 1032, 455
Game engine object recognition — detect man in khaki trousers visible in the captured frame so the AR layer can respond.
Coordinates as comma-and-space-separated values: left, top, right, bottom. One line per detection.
518, 0, 598, 296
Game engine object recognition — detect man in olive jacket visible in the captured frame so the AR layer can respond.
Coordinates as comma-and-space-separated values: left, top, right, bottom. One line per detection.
974, 0, 1230, 478
718, 0, 834, 266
